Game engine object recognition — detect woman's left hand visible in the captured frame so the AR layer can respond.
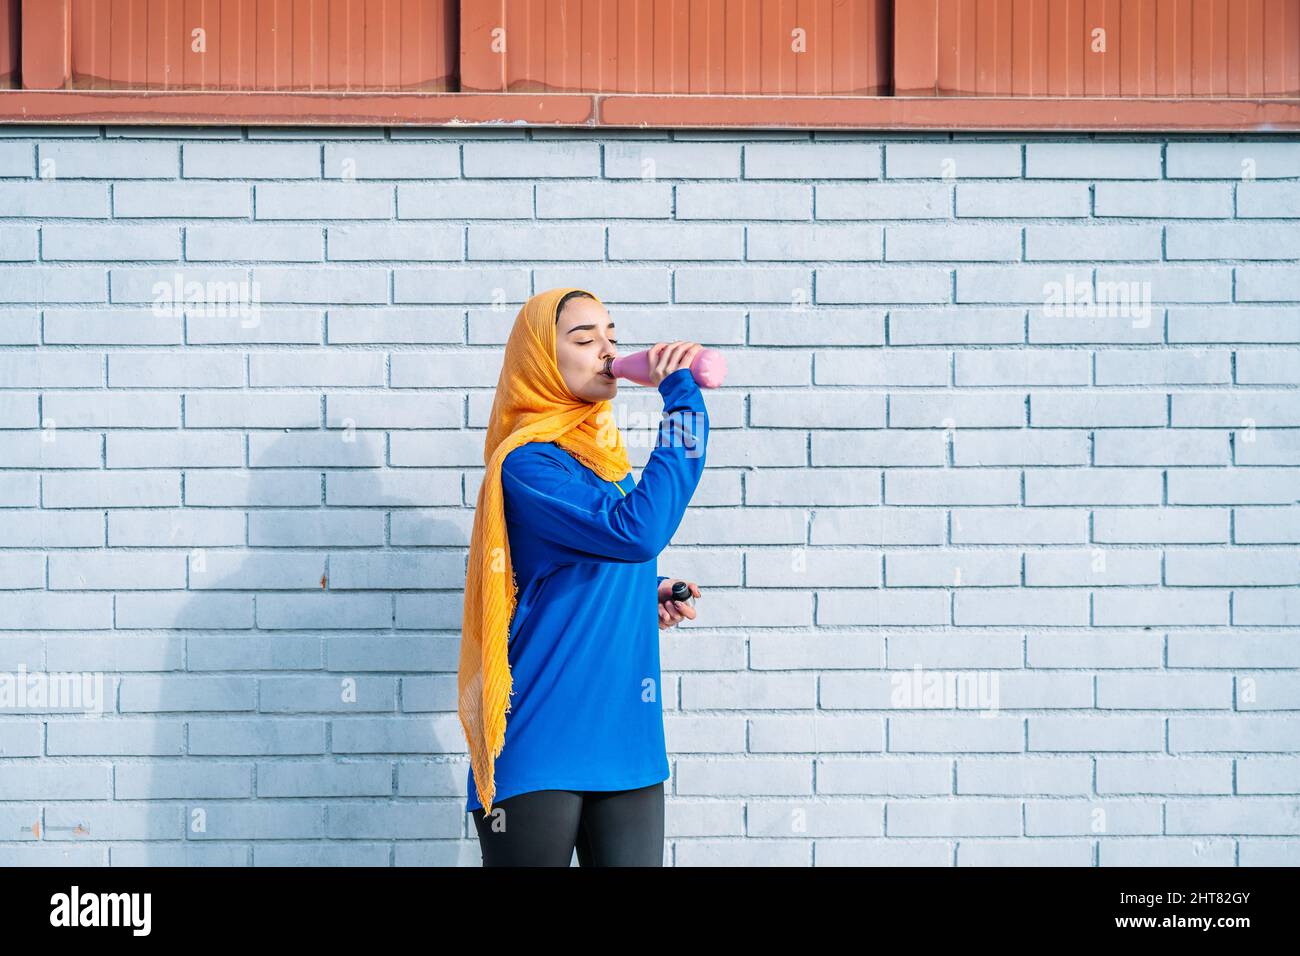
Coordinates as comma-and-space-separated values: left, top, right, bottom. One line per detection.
657, 579, 701, 630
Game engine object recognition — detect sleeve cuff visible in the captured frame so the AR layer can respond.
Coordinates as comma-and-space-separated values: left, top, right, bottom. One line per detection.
656, 366, 700, 404
655, 364, 707, 408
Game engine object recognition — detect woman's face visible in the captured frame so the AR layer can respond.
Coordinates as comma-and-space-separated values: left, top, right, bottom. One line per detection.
555, 296, 619, 403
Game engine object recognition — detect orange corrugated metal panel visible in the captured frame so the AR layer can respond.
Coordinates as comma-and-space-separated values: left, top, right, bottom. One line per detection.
20, 0, 72, 90
0, 1, 19, 88
902, 0, 1300, 96
66, 0, 458, 91
461, 0, 890, 94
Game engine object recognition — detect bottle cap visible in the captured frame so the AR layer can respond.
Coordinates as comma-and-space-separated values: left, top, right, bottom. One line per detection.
670, 580, 702, 608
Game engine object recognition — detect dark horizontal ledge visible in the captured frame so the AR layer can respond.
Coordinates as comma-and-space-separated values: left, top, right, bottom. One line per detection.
1, 91, 1298, 131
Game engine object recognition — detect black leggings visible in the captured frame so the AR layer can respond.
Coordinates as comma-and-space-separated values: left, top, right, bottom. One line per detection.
470, 781, 664, 866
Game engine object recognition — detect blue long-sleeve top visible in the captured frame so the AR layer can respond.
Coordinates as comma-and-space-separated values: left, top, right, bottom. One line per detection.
466, 366, 710, 811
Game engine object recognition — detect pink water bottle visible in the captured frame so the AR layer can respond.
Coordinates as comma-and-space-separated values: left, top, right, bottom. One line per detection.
605, 347, 727, 389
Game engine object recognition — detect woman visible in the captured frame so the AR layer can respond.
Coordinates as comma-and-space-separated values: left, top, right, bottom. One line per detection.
458, 286, 710, 867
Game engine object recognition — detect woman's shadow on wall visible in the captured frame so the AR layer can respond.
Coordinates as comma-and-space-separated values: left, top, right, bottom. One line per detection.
123, 434, 479, 866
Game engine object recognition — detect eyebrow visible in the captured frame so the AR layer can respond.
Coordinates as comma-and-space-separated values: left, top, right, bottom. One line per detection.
565, 321, 616, 334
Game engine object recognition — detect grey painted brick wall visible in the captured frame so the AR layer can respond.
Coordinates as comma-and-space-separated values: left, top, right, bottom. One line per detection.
0, 126, 1298, 867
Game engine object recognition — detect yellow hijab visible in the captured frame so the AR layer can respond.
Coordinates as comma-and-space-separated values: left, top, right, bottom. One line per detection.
458, 287, 632, 814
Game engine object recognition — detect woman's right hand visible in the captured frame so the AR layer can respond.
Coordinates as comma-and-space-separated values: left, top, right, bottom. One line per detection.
647, 341, 705, 388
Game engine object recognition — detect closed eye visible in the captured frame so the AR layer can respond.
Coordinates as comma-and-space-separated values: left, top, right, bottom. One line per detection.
577, 340, 617, 345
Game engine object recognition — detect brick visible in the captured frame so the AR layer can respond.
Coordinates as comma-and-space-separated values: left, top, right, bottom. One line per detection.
1094, 348, 1230, 384
889, 392, 1025, 428
0, 182, 107, 217
322, 143, 458, 179
886, 224, 1020, 261
817, 266, 950, 303
1094, 182, 1233, 218
755, 310, 883, 346
889, 307, 1024, 344
43, 141, 179, 179
1025, 225, 1161, 261
816, 183, 950, 219
112, 182, 250, 218
0, 432, 99, 468
467, 224, 603, 260
675, 267, 810, 303
1029, 391, 1167, 427
885, 143, 1021, 178
1025, 468, 1163, 505
328, 308, 462, 344
1093, 429, 1228, 465
183, 143, 319, 178
1169, 468, 1299, 505
1236, 182, 1300, 218
604, 142, 740, 179
254, 183, 393, 220
884, 469, 1020, 504
249, 350, 385, 386
1167, 223, 1300, 260
956, 182, 1089, 217
0, 226, 36, 260
44, 309, 182, 344
0, 266, 104, 302
109, 351, 244, 385
746, 224, 881, 261
1235, 266, 1300, 302
42, 395, 179, 429
190, 225, 325, 262
1166, 142, 1300, 178
1025, 143, 1161, 179
536, 182, 672, 218
956, 350, 1089, 385
1093, 508, 1228, 544
44, 224, 179, 261
108, 432, 244, 468
952, 430, 1089, 466
743, 144, 881, 179
1170, 306, 1300, 343
187, 309, 322, 345
0, 141, 33, 176
1095, 266, 1232, 303
675, 183, 810, 220
398, 182, 532, 218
